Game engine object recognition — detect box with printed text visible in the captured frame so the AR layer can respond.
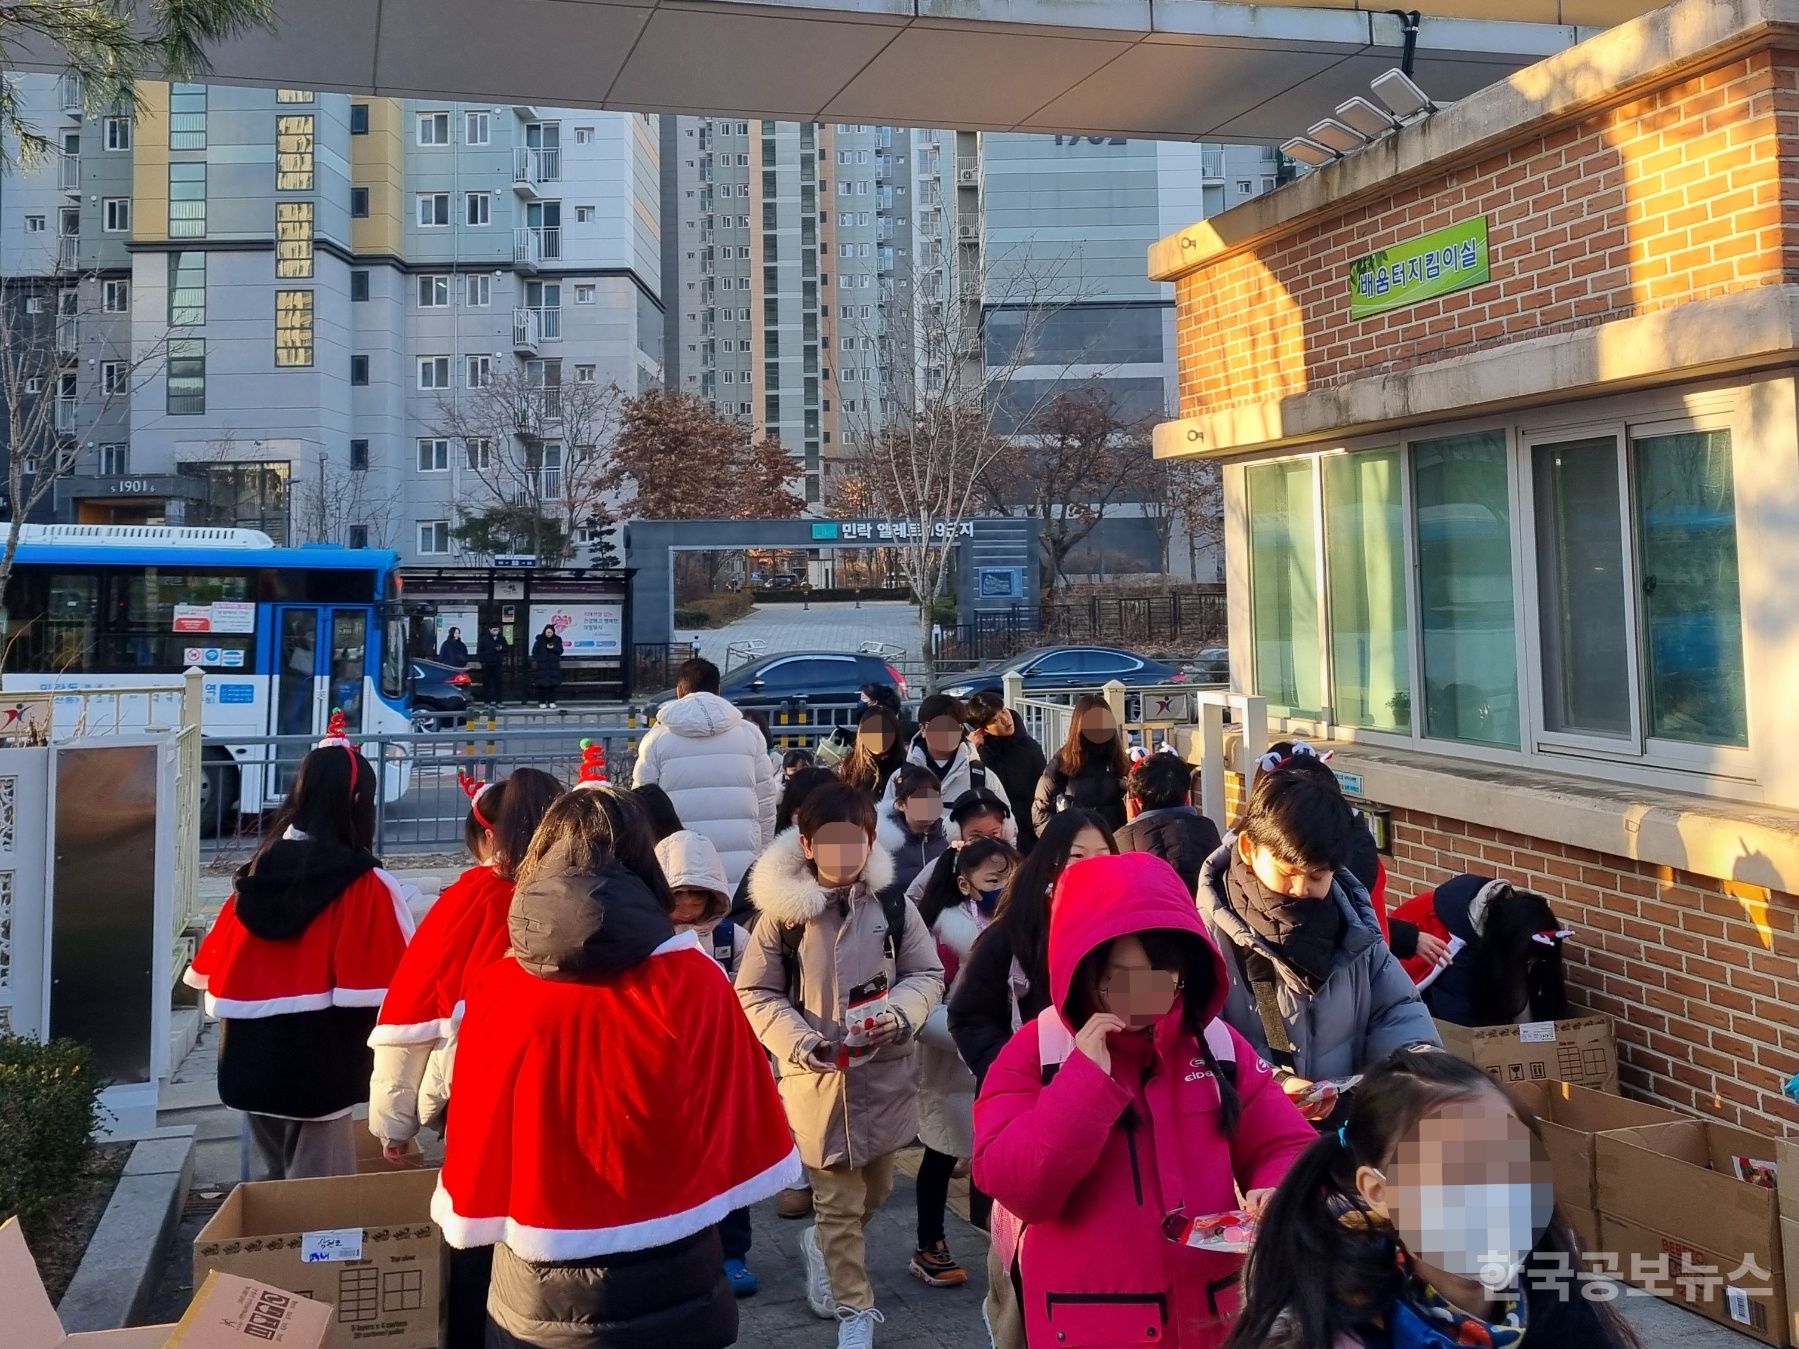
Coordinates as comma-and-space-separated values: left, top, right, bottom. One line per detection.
1434, 1014, 1618, 1094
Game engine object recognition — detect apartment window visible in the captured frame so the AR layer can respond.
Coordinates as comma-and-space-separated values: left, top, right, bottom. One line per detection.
99, 444, 128, 476
574, 284, 596, 304
739, 403, 752, 416
466, 192, 491, 227
1236, 179, 1253, 193
100, 361, 125, 396
24, 214, 43, 233
350, 270, 370, 302
274, 289, 314, 367
1323, 449, 1410, 731
277, 88, 314, 103
25, 376, 41, 391
103, 115, 131, 150
574, 127, 594, 144
348, 525, 369, 549
275, 200, 314, 278
276, 114, 314, 190
465, 438, 492, 471
102, 197, 131, 233
163, 163, 205, 237
417, 438, 451, 472
465, 111, 490, 145
167, 339, 205, 414
103, 279, 129, 313
350, 355, 369, 386
418, 520, 451, 555
466, 355, 492, 389
418, 274, 451, 308
350, 104, 369, 135
169, 251, 204, 325
574, 363, 596, 384
417, 112, 450, 145
418, 357, 450, 389
575, 205, 595, 223
466, 274, 491, 307
169, 84, 205, 149
349, 439, 370, 470
351, 187, 369, 218
416, 193, 450, 227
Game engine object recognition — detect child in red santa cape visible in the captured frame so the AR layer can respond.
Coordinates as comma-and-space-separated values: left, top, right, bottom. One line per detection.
434, 782, 801, 1349
183, 716, 416, 1180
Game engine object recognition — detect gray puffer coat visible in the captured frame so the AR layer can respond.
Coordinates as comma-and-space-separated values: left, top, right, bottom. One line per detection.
1195, 839, 1439, 1083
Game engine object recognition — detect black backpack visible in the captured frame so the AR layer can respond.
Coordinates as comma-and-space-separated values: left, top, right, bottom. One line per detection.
776, 888, 909, 1000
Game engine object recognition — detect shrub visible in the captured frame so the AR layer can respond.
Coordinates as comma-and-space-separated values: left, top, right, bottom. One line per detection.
0, 1035, 103, 1237
673, 607, 707, 628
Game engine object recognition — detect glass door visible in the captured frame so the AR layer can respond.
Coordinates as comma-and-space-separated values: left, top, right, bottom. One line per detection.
326, 608, 369, 729
270, 606, 324, 797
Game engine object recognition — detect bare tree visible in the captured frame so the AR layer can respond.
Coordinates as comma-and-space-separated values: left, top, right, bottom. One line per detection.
291, 444, 399, 549
429, 368, 624, 562
1136, 456, 1224, 580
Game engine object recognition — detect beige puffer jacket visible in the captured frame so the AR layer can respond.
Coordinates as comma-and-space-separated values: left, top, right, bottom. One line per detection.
736, 828, 945, 1170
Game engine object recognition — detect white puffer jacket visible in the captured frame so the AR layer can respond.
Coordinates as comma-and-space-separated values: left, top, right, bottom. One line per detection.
633, 692, 777, 887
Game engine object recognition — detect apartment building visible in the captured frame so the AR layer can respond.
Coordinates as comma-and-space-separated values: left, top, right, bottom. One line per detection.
1, 76, 661, 563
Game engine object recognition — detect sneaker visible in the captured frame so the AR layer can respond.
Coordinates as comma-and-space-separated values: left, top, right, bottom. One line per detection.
722, 1258, 758, 1299
801, 1225, 836, 1319
777, 1187, 814, 1219
909, 1240, 968, 1288
835, 1307, 885, 1349
548, 701, 558, 709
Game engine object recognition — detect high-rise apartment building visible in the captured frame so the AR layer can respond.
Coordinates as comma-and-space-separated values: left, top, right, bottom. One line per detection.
1, 77, 661, 563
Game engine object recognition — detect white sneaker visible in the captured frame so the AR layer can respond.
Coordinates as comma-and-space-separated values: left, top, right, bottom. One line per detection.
836, 1307, 884, 1349
801, 1225, 837, 1320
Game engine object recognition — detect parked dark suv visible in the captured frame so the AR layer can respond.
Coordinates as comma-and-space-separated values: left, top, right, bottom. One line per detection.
653, 650, 908, 726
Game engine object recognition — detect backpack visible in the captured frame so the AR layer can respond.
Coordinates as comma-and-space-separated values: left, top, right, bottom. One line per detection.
777, 887, 909, 1000
1034, 1006, 1238, 1090
709, 917, 740, 977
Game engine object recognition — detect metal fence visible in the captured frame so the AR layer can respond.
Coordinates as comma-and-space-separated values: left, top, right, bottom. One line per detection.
1037, 591, 1227, 648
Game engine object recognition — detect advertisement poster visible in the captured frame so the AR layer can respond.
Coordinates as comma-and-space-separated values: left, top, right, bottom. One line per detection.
172, 601, 256, 634
529, 603, 623, 657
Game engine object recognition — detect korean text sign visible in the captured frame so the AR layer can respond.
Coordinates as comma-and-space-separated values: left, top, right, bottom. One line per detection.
1349, 216, 1490, 320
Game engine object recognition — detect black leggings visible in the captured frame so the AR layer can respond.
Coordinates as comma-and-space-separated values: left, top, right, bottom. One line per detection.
916, 1147, 994, 1246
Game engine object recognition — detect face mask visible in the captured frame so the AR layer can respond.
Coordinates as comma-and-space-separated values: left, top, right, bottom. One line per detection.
973, 886, 1004, 915
1405, 1182, 1544, 1290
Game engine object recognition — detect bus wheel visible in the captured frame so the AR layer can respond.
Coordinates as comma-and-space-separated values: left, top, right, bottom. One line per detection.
200, 750, 240, 839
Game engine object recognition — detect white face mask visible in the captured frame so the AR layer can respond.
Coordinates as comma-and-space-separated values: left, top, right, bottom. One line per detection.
1405, 1181, 1548, 1290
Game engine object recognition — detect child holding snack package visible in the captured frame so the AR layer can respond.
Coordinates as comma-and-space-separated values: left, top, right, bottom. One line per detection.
738, 781, 945, 1349
973, 852, 1315, 1349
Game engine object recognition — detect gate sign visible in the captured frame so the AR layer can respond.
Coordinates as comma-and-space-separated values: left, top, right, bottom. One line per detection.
1349, 216, 1489, 319
529, 603, 623, 657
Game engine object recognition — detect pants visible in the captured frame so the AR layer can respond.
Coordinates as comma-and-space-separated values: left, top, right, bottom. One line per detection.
807, 1154, 896, 1312
481, 666, 503, 704
915, 1146, 957, 1248
447, 1244, 494, 1349
533, 682, 558, 704
719, 1207, 751, 1262
968, 1179, 992, 1232
245, 1113, 355, 1181
982, 1243, 1026, 1349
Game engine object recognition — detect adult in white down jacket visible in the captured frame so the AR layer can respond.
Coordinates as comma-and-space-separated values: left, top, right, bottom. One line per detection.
633, 656, 778, 887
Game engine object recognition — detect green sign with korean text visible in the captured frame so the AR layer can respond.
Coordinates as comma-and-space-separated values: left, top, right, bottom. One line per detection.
1349, 216, 1489, 319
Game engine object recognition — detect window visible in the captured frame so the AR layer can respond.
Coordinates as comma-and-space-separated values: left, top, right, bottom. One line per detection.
350, 104, 369, 135
1324, 450, 1409, 731
102, 197, 130, 232
169, 84, 205, 149
1532, 435, 1627, 739
24, 214, 43, 233
101, 361, 125, 396
277, 88, 314, 103
351, 187, 370, 218
348, 525, 370, 549
347, 439, 369, 471
574, 284, 596, 304
1247, 459, 1322, 716
418, 520, 451, 555
350, 355, 369, 386
274, 289, 313, 367
574, 126, 594, 144
575, 363, 596, 383
103, 279, 129, 312
466, 355, 492, 389
276, 114, 314, 190
417, 438, 450, 472
418, 357, 450, 389
100, 443, 128, 475
465, 438, 492, 470
1413, 430, 1518, 747
103, 116, 131, 150
417, 112, 450, 146
466, 192, 490, 227
464, 111, 490, 145
163, 163, 205, 237
169, 251, 204, 325
350, 270, 370, 302
275, 200, 313, 278
466, 274, 491, 307
167, 338, 204, 414
417, 274, 450, 308
416, 193, 450, 227
25, 376, 42, 392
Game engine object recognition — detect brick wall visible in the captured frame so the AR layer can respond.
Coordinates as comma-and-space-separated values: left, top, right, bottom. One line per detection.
1174, 49, 1799, 420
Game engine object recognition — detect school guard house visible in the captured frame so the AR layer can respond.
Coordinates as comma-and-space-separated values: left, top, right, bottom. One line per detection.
1151, 0, 1799, 1134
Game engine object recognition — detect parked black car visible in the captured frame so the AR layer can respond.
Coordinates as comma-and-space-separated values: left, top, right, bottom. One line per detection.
940, 645, 1178, 700
409, 657, 473, 729
652, 650, 908, 725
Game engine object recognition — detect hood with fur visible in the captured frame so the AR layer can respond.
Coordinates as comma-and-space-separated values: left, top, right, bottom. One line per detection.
747, 825, 897, 927
655, 691, 745, 739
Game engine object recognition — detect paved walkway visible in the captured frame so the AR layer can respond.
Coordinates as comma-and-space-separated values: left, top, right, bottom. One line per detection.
692, 600, 920, 667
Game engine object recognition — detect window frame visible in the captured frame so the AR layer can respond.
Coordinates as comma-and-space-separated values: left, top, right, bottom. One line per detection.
465, 191, 491, 227
465, 274, 492, 308
417, 274, 451, 309
417, 520, 451, 555
417, 356, 450, 390
102, 279, 129, 313
416, 111, 450, 146
102, 197, 131, 233
416, 193, 451, 228
103, 115, 131, 151
417, 438, 451, 473
464, 111, 491, 146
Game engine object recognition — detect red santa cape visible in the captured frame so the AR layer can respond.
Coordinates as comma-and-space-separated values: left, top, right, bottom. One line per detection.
183, 867, 414, 1017
370, 865, 514, 1045
433, 932, 803, 1261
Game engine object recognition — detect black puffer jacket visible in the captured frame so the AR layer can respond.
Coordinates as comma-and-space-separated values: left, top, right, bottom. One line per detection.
1032, 756, 1127, 833
972, 728, 1047, 851
1115, 806, 1223, 896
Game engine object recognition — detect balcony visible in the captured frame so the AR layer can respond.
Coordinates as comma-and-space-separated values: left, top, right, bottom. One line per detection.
1201, 147, 1224, 180
512, 307, 541, 354
512, 146, 561, 197
55, 314, 78, 353
527, 305, 562, 341
512, 227, 561, 271
59, 75, 82, 115
57, 236, 77, 271
55, 397, 77, 433
58, 154, 79, 193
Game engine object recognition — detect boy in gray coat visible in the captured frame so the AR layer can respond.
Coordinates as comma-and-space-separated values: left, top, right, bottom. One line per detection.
1196, 769, 1438, 1125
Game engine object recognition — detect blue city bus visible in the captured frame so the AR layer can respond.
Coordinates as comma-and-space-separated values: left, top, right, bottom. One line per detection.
0, 525, 414, 820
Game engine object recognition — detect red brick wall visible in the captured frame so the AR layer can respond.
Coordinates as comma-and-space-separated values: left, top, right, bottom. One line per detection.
1174, 49, 1799, 420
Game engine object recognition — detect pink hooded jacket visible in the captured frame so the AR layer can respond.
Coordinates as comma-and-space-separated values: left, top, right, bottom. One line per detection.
973, 852, 1315, 1349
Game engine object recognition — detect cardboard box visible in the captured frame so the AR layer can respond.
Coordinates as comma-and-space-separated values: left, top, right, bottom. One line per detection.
1596, 1120, 1787, 1345
1780, 1216, 1799, 1347
3, 1216, 331, 1349
351, 1127, 424, 1175
195, 1169, 444, 1349
1511, 1080, 1689, 1222
1778, 1136, 1799, 1226
1434, 1014, 1618, 1093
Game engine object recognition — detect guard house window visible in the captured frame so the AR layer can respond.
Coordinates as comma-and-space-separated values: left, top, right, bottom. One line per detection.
418, 520, 451, 554
169, 84, 206, 149
350, 104, 370, 135
1323, 449, 1409, 731
276, 115, 314, 190
1246, 459, 1321, 717
167, 164, 204, 236
167, 339, 205, 414
169, 251, 204, 325
349, 439, 370, 470
274, 290, 313, 367
417, 112, 450, 146
276, 201, 313, 278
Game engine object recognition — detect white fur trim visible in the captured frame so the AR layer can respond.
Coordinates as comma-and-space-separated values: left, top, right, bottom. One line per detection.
182, 966, 208, 991
375, 868, 421, 941
746, 826, 897, 928
932, 903, 985, 966
203, 986, 388, 1019
1467, 878, 1510, 939
651, 930, 702, 957
368, 1017, 455, 1047
432, 1147, 804, 1259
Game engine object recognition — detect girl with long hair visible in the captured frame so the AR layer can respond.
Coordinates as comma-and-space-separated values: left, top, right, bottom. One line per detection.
1032, 694, 1131, 834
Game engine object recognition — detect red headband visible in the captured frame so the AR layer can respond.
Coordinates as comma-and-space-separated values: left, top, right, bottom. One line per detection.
574, 738, 608, 788
458, 769, 496, 830
317, 708, 358, 795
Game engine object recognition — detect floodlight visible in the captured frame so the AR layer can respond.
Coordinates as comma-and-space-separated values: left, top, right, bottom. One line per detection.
1370, 68, 1435, 120
1306, 118, 1370, 155
1280, 137, 1338, 169
1335, 96, 1401, 139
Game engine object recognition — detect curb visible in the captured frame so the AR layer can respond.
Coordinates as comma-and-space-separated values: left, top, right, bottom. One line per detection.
57, 1129, 196, 1332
